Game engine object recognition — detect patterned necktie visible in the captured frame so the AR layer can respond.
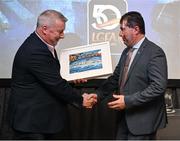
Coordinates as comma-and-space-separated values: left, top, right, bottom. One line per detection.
120, 48, 135, 90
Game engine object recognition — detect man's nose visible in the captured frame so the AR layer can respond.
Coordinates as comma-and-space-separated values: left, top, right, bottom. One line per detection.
119, 30, 123, 37
60, 33, 64, 39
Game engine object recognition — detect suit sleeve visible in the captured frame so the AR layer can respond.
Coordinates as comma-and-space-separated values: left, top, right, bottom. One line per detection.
96, 49, 127, 100
28, 50, 83, 105
125, 47, 168, 108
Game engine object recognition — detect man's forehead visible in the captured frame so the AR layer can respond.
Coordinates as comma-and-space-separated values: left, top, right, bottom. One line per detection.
120, 20, 128, 29
120, 20, 127, 26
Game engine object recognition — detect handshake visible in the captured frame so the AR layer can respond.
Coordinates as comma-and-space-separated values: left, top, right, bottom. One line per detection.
82, 93, 97, 108
73, 79, 126, 110
73, 79, 97, 109
82, 93, 126, 110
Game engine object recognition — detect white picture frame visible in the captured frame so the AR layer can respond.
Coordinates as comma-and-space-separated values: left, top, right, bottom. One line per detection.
59, 42, 113, 81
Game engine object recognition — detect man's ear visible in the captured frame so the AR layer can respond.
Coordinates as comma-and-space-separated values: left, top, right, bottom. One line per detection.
41, 25, 48, 35
134, 25, 140, 35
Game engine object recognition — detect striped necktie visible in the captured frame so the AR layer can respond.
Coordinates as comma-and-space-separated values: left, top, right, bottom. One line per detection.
120, 48, 135, 90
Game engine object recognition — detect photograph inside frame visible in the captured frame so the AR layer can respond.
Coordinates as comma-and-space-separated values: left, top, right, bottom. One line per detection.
59, 42, 113, 81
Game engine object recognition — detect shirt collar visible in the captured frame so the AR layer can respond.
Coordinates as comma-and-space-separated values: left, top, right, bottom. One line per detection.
133, 37, 145, 49
35, 31, 55, 51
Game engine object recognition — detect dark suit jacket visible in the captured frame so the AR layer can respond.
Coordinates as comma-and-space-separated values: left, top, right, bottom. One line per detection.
97, 38, 168, 135
8, 32, 83, 133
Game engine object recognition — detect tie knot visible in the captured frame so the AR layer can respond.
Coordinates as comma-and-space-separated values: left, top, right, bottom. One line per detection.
127, 48, 135, 56
129, 48, 135, 52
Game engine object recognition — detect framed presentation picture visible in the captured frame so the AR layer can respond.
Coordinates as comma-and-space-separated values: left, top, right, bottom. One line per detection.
59, 42, 113, 81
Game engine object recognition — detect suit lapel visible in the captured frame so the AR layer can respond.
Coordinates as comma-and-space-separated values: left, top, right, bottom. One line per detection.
34, 32, 61, 69
124, 39, 147, 85
118, 49, 129, 85
54, 49, 60, 67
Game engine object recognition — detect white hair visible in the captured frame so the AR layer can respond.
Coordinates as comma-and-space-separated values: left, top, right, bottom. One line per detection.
36, 9, 68, 28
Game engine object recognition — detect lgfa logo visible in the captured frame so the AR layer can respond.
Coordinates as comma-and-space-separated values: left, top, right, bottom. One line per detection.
91, 4, 121, 30
88, 0, 128, 54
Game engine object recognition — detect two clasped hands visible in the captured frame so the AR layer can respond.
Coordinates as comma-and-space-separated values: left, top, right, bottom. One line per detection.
74, 79, 126, 110
82, 93, 126, 110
